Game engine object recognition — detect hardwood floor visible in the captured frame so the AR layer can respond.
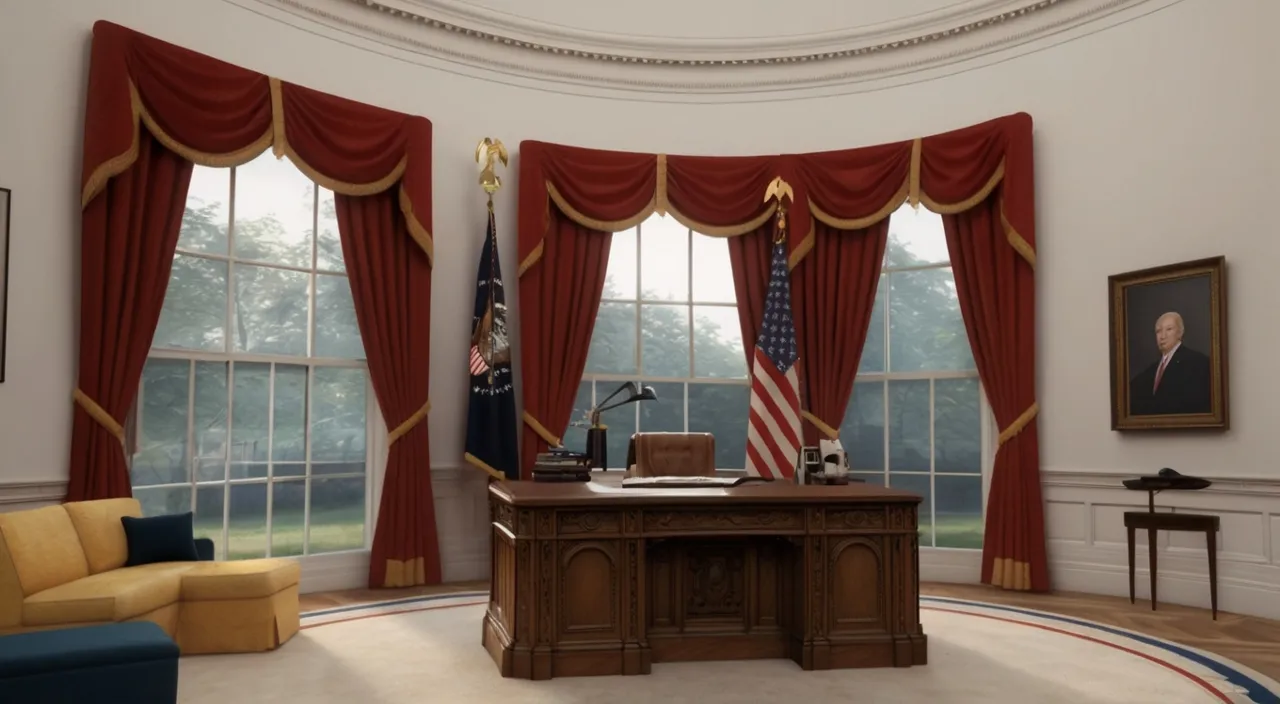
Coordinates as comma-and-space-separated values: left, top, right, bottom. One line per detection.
300, 581, 1280, 681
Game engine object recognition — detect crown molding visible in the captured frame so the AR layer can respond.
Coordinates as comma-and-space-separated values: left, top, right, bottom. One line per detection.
249, 0, 1164, 94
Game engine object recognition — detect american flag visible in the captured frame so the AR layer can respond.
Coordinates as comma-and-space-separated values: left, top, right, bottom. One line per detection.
745, 238, 802, 479
469, 345, 489, 376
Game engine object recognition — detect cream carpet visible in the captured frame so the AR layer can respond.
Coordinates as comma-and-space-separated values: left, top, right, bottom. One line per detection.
177, 593, 1280, 703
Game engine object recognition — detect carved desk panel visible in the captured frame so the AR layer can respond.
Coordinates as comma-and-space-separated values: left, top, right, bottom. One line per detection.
482, 476, 926, 680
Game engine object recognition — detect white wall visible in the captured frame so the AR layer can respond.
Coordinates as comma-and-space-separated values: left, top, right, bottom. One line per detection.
1, 0, 1276, 608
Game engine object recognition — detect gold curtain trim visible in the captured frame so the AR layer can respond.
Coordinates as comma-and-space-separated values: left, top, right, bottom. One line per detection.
788, 226, 815, 271
517, 240, 545, 278
997, 401, 1039, 447
522, 411, 562, 448
908, 138, 923, 208
667, 202, 776, 238
464, 452, 506, 481
1002, 202, 1037, 269
801, 410, 839, 440
548, 180, 654, 233
988, 557, 1032, 591
397, 186, 436, 266
387, 399, 430, 446
382, 557, 426, 588
269, 77, 286, 158
655, 154, 669, 216
81, 111, 141, 207
73, 388, 125, 446
809, 177, 909, 231
920, 160, 1005, 215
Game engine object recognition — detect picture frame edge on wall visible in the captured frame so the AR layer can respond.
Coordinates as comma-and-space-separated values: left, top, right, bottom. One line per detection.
1108, 255, 1228, 432
0, 186, 9, 384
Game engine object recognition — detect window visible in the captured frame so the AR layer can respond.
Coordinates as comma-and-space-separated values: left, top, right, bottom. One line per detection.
130, 152, 372, 561
569, 214, 750, 470
842, 204, 987, 549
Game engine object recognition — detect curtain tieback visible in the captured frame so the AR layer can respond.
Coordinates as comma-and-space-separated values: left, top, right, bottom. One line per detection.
800, 410, 840, 440
522, 411, 562, 447
73, 388, 125, 445
997, 401, 1039, 447
388, 399, 431, 446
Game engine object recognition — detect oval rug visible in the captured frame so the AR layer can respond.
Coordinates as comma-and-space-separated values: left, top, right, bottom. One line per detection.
176, 592, 1280, 703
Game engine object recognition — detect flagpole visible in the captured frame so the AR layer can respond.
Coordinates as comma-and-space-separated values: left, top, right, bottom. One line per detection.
476, 138, 508, 386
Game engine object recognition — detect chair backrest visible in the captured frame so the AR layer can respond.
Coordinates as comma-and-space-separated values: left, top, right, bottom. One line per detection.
627, 432, 716, 478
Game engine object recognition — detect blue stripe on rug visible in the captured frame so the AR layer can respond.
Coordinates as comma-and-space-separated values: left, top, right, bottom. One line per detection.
922, 596, 1279, 704
302, 591, 490, 620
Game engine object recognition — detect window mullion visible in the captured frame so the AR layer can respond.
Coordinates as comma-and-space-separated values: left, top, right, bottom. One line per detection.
882, 272, 892, 487
304, 366, 314, 556
265, 364, 276, 558
928, 378, 936, 548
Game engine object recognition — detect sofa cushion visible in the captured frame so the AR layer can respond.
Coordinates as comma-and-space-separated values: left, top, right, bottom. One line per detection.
64, 499, 142, 574
179, 559, 301, 601
0, 507, 89, 597
22, 563, 193, 627
121, 512, 199, 567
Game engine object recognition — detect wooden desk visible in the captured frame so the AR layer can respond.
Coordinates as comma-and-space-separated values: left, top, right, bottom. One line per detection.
482, 476, 927, 680
1124, 511, 1219, 619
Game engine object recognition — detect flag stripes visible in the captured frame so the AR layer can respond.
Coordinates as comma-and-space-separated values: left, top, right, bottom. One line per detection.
469, 345, 489, 376
743, 237, 802, 479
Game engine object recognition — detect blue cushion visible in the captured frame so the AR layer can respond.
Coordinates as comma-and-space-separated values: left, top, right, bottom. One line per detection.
0, 622, 177, 678
121, 512, 199, 566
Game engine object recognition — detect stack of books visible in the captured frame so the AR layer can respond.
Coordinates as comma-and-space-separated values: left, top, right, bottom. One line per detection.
532, 448, 592, 482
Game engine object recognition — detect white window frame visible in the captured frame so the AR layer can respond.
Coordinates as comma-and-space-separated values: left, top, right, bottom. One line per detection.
132, 163, 379, 559
580, 217, 751, 471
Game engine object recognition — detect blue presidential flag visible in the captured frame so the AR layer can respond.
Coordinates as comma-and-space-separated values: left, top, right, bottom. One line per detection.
463, 211, 518, 480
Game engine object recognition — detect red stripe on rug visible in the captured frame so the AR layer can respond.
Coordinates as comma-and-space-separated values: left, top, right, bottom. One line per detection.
922, 606, 1232, 703
301, 600, 489, 630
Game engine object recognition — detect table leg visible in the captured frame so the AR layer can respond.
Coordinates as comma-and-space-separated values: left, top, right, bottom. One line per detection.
1147, 528, 1158, 611
1126, 524, 1136, 604
1206, 528, 1218, 621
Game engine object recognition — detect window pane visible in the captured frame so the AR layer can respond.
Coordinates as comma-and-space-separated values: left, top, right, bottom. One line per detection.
935, 378, 981, 474
693, 306, 747, 379
889, 473, 932, 547
154, 255, 227, 351
936, 475, 983, 549
640, 216, 688, 302
193, 361, 228, 481
310, 477, 366, 553
312, 367, 367, 475
885, 204, 948, 268
641, 304, 689, 377
273, 365, 307, 476
227, 482, 267, 560
641, 382, 685, 433
315, 274, 363, 359
233, 153, 315, 268
858, 277, 886, 374
194, 484, 226, 560
179, 167, 230, 254
233, 264, 309, 356
563, 380, 592, 454
688, 383, 749, 470
585, 302, 637, 374
133, 486, 192, 518
132, 359, 189, 487
231, 363, 270, 478
841, 381, 884, 472
850, 472, 884, 487
603, 227, 637, 300
888, 380, 929, 472
888, 268, 974, 372
271, 480, 306, 557
599, 400, 636, 471
316, 187, 344, 273
692, 234, 735, 303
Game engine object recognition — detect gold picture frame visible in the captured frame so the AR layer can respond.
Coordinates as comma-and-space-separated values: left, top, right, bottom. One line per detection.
1109, 256, 1228, 431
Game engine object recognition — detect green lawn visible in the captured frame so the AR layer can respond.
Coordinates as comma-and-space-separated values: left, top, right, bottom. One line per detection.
195, 505, 366, 560
921, 514, 984, 549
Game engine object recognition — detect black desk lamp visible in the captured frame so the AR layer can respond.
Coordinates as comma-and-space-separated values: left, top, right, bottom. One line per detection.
586, 382, 657, 470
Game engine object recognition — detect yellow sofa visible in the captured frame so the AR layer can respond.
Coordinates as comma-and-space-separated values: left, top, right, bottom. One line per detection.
0, 498, 300, 654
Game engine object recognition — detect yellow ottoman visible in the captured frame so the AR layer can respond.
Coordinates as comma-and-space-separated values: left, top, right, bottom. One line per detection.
175, 559, 301, 654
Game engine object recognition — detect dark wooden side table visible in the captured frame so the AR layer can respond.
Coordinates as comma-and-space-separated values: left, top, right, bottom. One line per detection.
1124, 510, 1219, 619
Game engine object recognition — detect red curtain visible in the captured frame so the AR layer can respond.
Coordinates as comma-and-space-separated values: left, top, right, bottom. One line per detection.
74, 21, 439, 587
67, 131, 192, 502
517, 113, 1046, 591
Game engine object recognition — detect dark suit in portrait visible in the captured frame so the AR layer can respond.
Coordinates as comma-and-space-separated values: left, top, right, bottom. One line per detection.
1129, 343, 1211, 416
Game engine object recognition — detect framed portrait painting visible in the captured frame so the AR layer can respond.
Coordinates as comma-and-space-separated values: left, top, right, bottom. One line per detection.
1109, 256, 1228, 431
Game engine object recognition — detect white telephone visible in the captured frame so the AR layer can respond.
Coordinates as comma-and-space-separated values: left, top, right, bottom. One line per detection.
818, 438, 850, 478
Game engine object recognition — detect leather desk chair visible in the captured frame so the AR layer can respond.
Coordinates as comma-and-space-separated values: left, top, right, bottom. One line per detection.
625, 432, 716, 478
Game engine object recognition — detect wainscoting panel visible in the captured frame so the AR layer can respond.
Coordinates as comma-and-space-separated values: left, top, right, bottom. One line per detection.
1042, 470, 1280, 621
0, 480, 67, 511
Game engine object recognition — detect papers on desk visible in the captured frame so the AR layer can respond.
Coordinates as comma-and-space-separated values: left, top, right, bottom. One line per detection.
621, 476, 769, 488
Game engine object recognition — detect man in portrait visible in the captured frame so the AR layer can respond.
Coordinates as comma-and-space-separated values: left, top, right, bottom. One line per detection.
1129, 311, 1211, 416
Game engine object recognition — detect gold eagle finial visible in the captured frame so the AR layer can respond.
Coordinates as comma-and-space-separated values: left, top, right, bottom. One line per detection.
476, 138, 509, 196
764, 176, 794, 241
